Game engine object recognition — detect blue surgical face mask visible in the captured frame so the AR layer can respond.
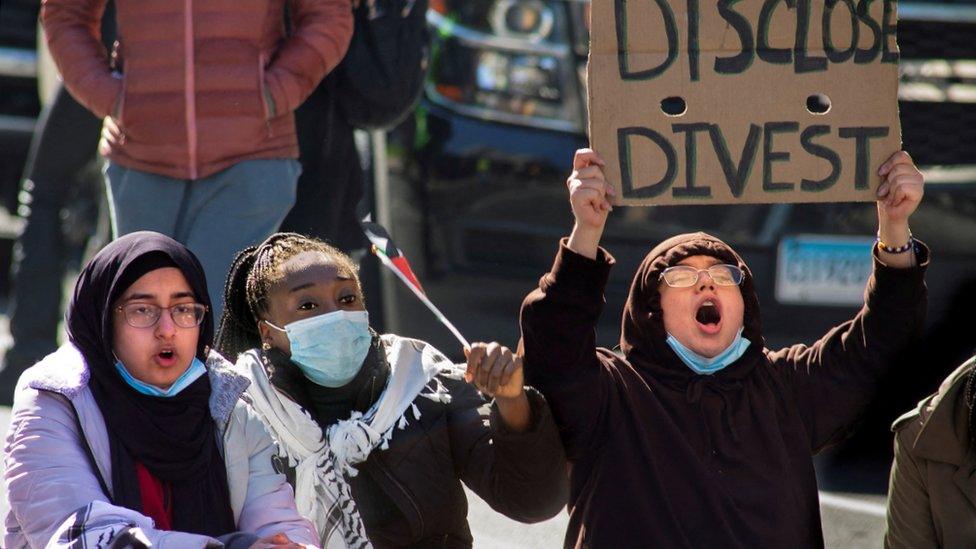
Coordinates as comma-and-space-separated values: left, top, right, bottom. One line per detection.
267, 310, 372, 388
114, 356, 208, 397
666, 327, 751, 376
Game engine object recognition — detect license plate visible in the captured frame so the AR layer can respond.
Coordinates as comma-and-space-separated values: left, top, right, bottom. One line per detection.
775, 235, 875, 306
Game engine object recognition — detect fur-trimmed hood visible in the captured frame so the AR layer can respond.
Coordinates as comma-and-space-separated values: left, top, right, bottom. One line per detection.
21, 343, 250, 428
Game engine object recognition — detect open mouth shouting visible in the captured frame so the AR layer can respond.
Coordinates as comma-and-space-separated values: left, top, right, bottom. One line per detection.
694, 297, 723, 335
155, 347, 177, 367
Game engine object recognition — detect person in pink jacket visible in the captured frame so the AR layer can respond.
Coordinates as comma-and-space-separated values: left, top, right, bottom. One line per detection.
40, 0, 353, 320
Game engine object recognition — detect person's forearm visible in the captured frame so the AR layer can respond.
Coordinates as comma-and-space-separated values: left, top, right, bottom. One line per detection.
495, 391, 531, 433
567, 223, 603, 260
877, 217, 915, 269
265, 0, 352, 114
41, 0, 120, 117
519, 236, 613, 383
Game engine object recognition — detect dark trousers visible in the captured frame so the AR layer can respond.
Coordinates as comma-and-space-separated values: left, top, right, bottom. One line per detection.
0, 86, 102, 397
280, 75, 367, 253
280, 74, 392, 329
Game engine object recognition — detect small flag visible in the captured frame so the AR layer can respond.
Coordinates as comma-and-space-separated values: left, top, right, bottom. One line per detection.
362, 221, 470, 349
362, 222, 424, 293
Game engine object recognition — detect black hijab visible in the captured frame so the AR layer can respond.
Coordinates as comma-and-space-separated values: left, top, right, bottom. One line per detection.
66, 231, 235, 534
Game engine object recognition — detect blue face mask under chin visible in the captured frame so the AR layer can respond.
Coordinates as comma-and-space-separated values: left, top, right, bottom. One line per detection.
666, 327, 751, 375
267, 310, 372, 388
114, 356, 207, 397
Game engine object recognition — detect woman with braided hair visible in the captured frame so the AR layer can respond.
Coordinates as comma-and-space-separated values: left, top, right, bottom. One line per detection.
215, 233, 568, 548
885, 355, 976, 548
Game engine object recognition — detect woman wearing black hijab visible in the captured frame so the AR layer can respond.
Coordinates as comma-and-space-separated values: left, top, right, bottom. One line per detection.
520, 149, 929, 548
3, 232, 316, 548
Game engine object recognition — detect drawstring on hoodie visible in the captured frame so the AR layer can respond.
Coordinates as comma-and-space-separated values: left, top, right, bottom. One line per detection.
686, 377, 742, 447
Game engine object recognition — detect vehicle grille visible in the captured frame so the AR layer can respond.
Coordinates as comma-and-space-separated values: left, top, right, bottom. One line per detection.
898, 15, 976, 167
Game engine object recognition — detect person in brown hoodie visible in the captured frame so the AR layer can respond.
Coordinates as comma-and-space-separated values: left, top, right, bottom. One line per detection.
519, 148, 928, 548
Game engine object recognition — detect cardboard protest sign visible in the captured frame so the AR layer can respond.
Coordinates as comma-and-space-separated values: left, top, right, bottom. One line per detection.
588, 0, 902, 206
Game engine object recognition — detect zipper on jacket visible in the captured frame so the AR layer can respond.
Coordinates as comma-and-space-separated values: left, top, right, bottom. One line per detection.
259, 53, 274, 138
115, 71, 127, 145
184, 0, 199, 180
374, 459, 426, 538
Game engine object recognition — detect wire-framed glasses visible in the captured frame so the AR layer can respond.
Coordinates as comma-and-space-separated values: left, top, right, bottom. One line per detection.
115, 303, 208, 329
659, 264, 744, 288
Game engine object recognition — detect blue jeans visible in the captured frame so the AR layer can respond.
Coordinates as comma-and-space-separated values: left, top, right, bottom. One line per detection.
104, 159, 300, 320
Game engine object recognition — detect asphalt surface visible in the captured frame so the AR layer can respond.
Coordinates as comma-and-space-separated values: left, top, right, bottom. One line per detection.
0, 314, 889, 547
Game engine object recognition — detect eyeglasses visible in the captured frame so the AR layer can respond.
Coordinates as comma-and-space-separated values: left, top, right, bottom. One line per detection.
659, 264, 744, 288
115, 303, 208, 329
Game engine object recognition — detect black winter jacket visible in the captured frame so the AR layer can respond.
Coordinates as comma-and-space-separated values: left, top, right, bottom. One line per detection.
270, 338, 569, 548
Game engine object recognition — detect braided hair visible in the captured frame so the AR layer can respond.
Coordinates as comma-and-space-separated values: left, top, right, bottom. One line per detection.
215, 232, 363, 359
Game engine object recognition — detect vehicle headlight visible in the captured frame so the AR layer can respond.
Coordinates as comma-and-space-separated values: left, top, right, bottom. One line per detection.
427, 0, 585, 133
489, 0, 556, 41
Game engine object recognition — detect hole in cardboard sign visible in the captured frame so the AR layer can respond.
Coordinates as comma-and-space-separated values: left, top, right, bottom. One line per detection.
806, 94, 831, 115
660, 96, 687, 117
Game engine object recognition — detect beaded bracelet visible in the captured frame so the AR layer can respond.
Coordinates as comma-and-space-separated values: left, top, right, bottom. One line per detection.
876, 233, 915, 254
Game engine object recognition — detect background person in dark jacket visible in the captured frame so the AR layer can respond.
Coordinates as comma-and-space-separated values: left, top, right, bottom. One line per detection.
885, 355, 976, 548
281, 71, 366, 256
519, 148, 928, 548
0, 85, 104, 404
217, 233, 568, 548
0, 4, 117, 402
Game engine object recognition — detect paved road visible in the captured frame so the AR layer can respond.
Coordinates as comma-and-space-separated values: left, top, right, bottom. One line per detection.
465, 483, 887, 548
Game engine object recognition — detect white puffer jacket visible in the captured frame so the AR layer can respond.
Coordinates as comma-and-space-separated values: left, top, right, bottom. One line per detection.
3, 344, 318, 548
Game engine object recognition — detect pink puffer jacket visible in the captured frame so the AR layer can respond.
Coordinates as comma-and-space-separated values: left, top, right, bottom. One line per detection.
42, 0, 352, 180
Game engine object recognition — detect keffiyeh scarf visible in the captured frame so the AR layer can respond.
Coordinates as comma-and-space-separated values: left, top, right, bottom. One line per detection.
237, 334, 464, 547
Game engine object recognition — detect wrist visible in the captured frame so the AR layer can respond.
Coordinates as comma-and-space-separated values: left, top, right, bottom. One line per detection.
494, 390, 530, 433
875, 220, 917, 268
877, 230, 914, 254
568, 223, 602, 259
877, 220, 911, 249
494, 388, 527, 406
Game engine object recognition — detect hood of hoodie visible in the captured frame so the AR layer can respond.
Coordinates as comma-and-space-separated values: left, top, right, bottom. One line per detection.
620, 232, 764, 384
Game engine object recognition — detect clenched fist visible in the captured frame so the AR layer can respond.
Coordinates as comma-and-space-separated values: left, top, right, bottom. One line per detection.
464, 342, 524, 400
876, 150, 924, 225
567, 148, 615, 231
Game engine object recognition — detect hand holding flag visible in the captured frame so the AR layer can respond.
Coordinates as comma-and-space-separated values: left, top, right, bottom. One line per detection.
363, 221, 531, 430
463, 342, 524, 400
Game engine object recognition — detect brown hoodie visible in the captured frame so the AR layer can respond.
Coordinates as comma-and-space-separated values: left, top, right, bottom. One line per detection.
519, 233, 928, 549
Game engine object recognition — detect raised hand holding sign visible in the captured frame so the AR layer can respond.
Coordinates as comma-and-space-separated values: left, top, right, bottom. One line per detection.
567, 148, 614, 260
